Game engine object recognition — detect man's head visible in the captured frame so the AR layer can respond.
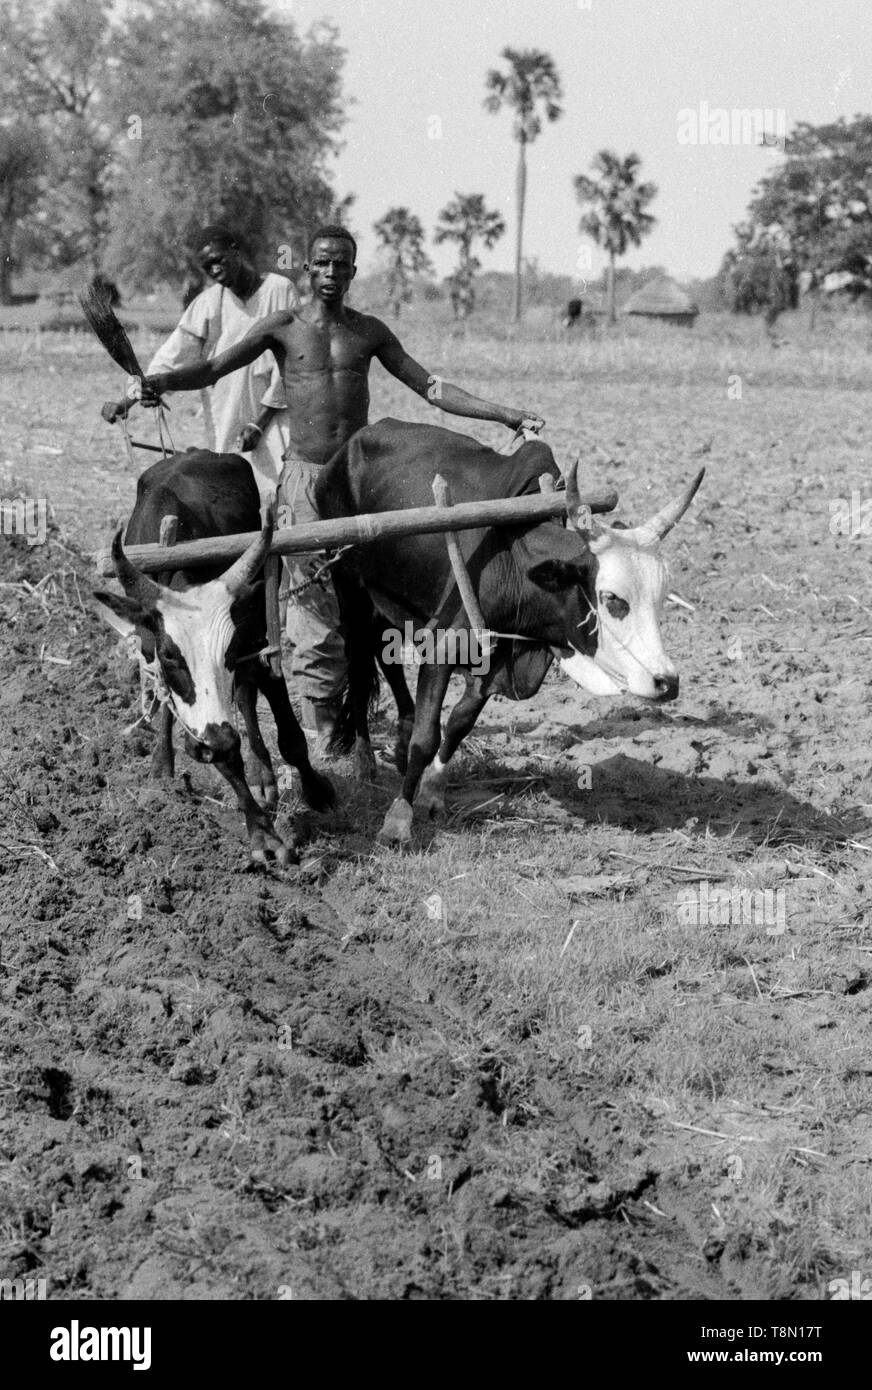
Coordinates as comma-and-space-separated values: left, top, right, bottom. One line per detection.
305, 226, 357, 303
195, 224, 248, 292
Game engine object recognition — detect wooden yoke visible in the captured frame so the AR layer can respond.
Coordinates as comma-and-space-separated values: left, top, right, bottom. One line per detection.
431, 474, 497, 657
94, 485, 620, 577
158, 514, 178, 549
261, 500, 283, 679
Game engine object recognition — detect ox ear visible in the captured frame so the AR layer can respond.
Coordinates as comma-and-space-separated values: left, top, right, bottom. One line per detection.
527, 559, 587, 593
226, 578, 264, 633
226, 580, 266, 670
229, 578, 263, 605
93, 589, 157, 637
228, 579, 264, 622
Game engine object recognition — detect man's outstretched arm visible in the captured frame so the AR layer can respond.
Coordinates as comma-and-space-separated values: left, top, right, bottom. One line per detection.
137, 312, 290, 403
375, 329, 544, 432
103, 324, 207, 421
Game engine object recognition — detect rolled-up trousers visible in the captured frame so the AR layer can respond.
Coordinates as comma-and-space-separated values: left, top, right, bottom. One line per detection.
277, 455, 347, 705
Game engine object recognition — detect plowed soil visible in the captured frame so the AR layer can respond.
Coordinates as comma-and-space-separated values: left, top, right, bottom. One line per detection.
2, 318, 871, 1300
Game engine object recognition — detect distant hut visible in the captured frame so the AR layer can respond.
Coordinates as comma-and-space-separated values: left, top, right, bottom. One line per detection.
622, 276, 699, 326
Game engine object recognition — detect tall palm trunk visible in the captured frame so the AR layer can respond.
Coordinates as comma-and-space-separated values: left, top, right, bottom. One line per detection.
607, 247, 616, 324
0, 240, 13, 306
1, 183, 21, 304
513, 136, 527, 323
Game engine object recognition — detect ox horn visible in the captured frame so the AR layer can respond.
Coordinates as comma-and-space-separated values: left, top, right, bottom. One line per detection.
629, 468, 705, 546
564, 456, 607, 539
222, 505, 274, 596
112, 527, 163, 607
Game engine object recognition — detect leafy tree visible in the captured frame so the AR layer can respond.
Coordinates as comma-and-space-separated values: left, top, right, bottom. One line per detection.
574, 150, 657, 324
0, 124, 45, 302
720, 222, 797, 326
104, 0, 348, 289
484, 47, 562, 323
372, 207, 433, 317
434, 192, 505, 319
0, 0, 116, 274
722, 116, 872, 319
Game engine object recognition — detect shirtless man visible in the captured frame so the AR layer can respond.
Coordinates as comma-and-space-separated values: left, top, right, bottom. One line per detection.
139, 225, 544, 745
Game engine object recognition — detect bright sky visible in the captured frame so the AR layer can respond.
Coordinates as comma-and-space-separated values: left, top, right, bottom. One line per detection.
274, 0, 871, 284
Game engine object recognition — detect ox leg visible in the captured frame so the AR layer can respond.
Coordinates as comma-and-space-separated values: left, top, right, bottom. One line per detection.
379, 662, 451, 847
255, 669, 336, 813
417, 678, 490, 822
211, 742, 298, 867
328, 574, 379, 781
347, 661, 378, 782
376, 643, 415, 774
236, 677, 277, 809
150, 705, 175, 780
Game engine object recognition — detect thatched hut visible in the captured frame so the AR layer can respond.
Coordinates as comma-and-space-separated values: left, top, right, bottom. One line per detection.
622, 277, 699, 326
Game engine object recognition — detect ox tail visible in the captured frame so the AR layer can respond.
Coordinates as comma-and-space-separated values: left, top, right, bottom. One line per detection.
329, 571, 381, 755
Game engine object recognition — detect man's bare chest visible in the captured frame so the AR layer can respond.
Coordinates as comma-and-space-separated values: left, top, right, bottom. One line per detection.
279, 322, 371, 378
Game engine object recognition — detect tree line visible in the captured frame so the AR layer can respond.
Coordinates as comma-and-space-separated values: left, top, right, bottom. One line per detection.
372, 196, 505, 320
1, 3, 866, 325
371, 47, 657, 325
0, 0, 347, 302
0, 10, 659, 325
0, 10, 659, 323
720, 116, 872, 324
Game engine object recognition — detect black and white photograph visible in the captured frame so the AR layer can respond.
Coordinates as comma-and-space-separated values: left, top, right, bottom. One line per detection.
1, 0, 871, 1330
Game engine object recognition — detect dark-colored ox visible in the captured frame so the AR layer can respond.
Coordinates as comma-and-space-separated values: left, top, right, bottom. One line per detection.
316, 419, 702, 846
94, 450, 334, 864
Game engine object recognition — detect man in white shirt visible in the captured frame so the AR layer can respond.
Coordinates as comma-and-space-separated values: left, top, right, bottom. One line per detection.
104, 225, 297, 502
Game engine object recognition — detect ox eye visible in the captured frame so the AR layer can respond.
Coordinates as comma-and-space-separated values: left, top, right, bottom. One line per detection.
160, 656, 184, 685
159, 648, 181, 672
600, 591, 630, 620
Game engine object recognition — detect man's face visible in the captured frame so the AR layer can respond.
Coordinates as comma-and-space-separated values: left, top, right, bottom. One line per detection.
307, 238, 356, 302
199, 241, 242, 289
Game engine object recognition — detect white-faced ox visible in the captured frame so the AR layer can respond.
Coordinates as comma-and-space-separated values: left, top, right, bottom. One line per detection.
315, 418, 702, 846
94, 450, 334, 864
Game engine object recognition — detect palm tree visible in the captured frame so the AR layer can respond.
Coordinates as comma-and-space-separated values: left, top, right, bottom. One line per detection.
373, 207, 434, 317
484, 48, 562, 323
434, 192, 505, 318
574, 151, 657, 324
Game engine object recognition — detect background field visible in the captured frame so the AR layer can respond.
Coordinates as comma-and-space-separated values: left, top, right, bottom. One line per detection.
1, 308, 871, 1300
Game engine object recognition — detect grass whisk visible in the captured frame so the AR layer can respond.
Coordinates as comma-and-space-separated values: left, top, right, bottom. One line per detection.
78, 279, 171, 456
78, 281, 146, 381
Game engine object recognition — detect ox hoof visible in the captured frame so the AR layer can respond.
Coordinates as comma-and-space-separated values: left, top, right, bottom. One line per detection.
416, 789, 447, 822
300, 766, 336, 812
249, 824, 299, 868
353, 739, 378, 782
417, 764, 448, 822
377, 797, 414, 847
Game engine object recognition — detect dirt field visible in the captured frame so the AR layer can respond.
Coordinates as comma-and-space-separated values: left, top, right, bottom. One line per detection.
2, 309, 871, 1300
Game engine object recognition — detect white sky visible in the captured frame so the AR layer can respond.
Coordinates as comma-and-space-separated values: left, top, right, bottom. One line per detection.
273, 0, 871, 283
